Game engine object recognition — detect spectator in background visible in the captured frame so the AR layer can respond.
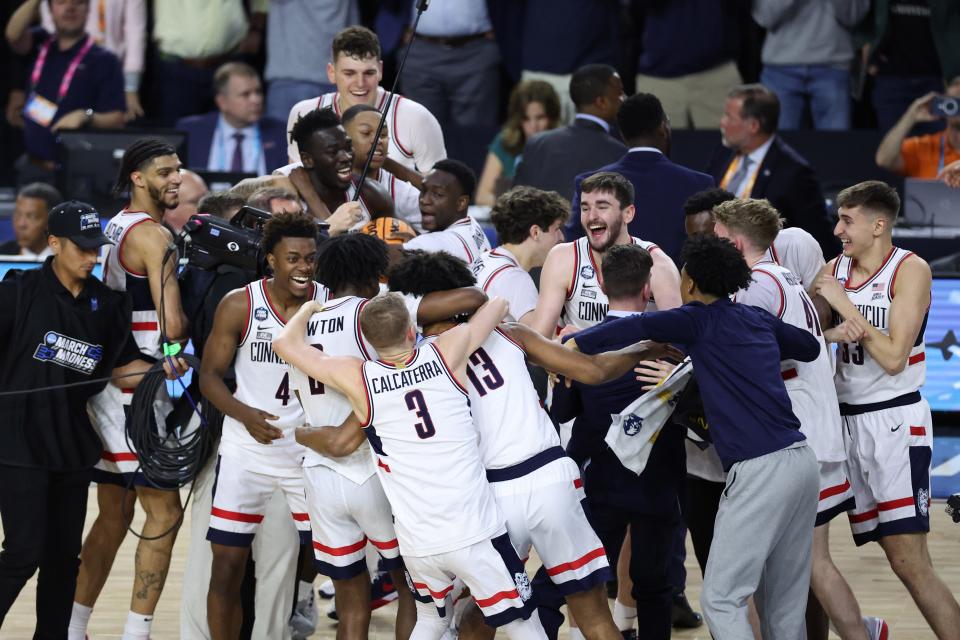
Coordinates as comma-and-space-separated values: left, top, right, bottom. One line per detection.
286, 26, 446, 173
570, 93, 714, 263
264, 0, 356, 123
518, 0, 620, 124
513, 64, 626, 202
246, 186, 302, 215
162, 170, 208, 233
476, 80, 561, 206
176, 62, 288, 175
0, 181, 61, 257
5, 0, 125, 185
633, 0, 743, 129
875, 77, 960, 178
753, 0, 868, 130
857, 0, 960, 134
706, 84, 837, 255
401, 0, 502, 132
152, 0, 266, 124
40, 0, 146, 121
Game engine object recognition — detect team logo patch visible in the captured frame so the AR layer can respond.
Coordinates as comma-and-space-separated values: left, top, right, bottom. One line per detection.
622, 414, 643, 436
33, 331, 103, 374
254, 306, 269, 321
579, 265, 595, 280
917, 488, 929, 516
514, 572, 533, 601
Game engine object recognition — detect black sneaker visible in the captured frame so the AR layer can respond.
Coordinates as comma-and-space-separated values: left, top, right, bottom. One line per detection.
671, 592, 703, 629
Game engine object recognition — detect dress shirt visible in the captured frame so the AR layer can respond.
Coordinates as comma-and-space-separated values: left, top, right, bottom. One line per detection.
412, 0, 492, 37
210, 115, 266, 175
726, 135, 775, 198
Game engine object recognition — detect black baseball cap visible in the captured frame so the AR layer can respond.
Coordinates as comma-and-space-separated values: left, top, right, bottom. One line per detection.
48, 201, 112, 249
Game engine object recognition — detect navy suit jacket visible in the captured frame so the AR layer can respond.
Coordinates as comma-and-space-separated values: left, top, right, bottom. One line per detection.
553, 314, 685, 517
706, 136, 839, 256
513, 118, 627, 202
175, 112, 289, 174
569, 149, 715, 263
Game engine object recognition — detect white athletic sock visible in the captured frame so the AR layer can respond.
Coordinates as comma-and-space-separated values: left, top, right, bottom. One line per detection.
612, 600, 637, 632
297, 579, 315, 602
568, 627, 586, 640
67, 602, 92, 640
121, 610, 153, 640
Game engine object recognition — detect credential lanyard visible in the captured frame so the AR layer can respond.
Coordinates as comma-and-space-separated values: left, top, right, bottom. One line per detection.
30, 35, 94, 103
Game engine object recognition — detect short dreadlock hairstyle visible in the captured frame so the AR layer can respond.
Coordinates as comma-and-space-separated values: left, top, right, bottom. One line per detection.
260, 211, 318, 256
387, 250, 475, 296
112, 138, 178, 197
680, 235, 752, 299
314, 233, 388, 293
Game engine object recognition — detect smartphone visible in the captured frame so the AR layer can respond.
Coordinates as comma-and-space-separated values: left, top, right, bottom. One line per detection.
931, 96, 960, 118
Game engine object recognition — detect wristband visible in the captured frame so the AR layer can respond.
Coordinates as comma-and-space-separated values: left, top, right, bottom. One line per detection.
162, 342, 182, 357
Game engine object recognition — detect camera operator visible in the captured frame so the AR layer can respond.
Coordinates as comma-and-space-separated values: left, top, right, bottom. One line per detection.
876, 76, 960, 178
0, 202, 150, 637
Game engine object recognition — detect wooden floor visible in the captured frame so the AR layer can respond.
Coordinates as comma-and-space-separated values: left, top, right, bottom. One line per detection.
3, 489, 959, 638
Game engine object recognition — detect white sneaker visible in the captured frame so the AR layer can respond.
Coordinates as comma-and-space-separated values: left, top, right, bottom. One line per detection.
318, 579, 335, 599
864, 616, 889, 640
290, 589, 318, 639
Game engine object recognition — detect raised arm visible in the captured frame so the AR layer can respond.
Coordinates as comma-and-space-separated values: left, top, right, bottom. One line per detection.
5, 0, 39, 55
272, 301, 369, 418
649, 249, 682, 310
816, 255, 931, 374
503, 322, 682, 385
523, 242, 573, 336
434, 297, 509, 373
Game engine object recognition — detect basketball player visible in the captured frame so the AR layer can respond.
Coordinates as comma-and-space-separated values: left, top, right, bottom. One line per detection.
289, 233, 491, 640
526, 171, 682, 337
402, 159, 491, 270
474, 186, 568, 323
286, 26, 446, 171
712, 198, 879, 640
571, 234, 821, 639
71, 139, 189, 640
814, 181, 960, 638
198, 212, 325, 639
388, 250, 682, 640
342, 104, 424, 230
274, 294, 554, 640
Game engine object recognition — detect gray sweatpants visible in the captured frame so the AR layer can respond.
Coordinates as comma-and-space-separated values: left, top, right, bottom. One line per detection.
701, 442, 819, 640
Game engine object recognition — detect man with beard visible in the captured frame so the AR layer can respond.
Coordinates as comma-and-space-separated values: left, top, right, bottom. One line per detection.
70, 139, 189, 640
526, 171, 681, 338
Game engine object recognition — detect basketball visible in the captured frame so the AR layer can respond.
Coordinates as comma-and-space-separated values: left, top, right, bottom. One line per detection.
361, 217, 416, 245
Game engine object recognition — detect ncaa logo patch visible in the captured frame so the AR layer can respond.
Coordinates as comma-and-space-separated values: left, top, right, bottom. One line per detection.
514, 572, 532, 601
917, 488, 929, 516
622, 414, 643, 436
33, 331, 103, 374
580, 265, 595, 281
254, 307, 269, 322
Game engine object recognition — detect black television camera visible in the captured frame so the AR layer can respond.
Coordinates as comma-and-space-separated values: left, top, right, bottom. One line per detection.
181, 206, 272, 275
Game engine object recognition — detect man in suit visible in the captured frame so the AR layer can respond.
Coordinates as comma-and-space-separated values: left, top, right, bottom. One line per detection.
176, 62, 288, 175
513, 64, 626, 201
569, 93, 715, 263
706, 84, 838, 255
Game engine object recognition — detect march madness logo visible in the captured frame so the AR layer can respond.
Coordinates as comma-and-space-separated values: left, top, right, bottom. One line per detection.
33, 331, 103, 374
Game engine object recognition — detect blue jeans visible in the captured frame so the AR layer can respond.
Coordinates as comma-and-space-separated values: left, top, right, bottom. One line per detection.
761, 64, 850, 130
266, 79, 336, 124
871, 74, 944, 135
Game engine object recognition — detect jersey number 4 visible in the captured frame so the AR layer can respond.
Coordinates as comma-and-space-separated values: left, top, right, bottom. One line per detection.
275, 344, 325, 405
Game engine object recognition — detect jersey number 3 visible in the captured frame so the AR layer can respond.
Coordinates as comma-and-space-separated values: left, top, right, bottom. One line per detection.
404, 389, 436, 439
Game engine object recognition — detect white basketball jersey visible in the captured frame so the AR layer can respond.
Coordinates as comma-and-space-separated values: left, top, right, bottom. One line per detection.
360, 344, 502, 556
378, 168, 423, 232
563, 236, 660, 331
102, 210, 163, 359
473, 248, 539, 323
403, 217, 491, 271
289, 296, 379, 484
832, 248, 927, 404
734, 261, 844, 462
765, 227, 826, 288
219, 279, 327, 475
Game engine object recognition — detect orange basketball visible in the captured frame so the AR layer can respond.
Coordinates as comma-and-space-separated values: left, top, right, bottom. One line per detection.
361, 217, 417, 245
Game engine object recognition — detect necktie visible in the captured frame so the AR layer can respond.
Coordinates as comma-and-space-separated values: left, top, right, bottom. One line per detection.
725, 155, 753, 196
231, 132, 245, 172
